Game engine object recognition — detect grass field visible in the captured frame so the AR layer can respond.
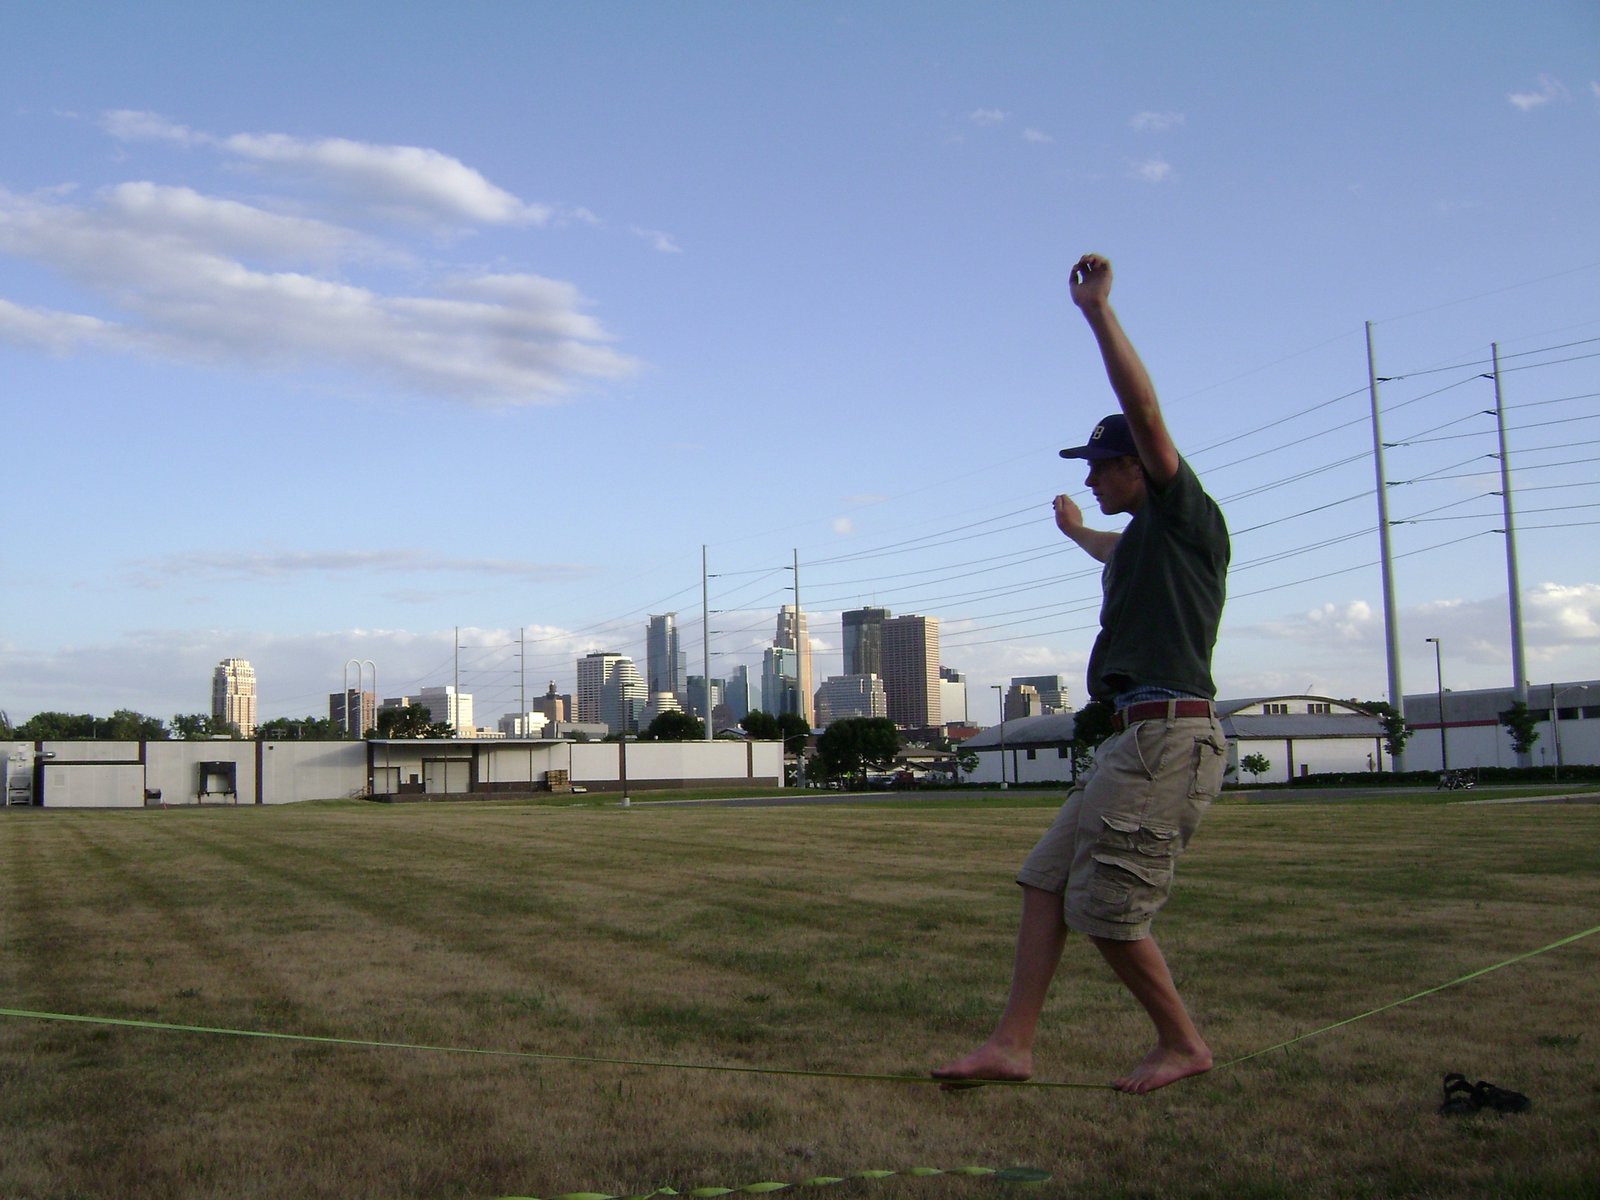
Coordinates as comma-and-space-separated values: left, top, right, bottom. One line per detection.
2, 794, 1597, 1199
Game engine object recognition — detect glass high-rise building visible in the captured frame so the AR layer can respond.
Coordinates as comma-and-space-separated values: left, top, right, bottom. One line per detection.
646, 613, 687, 700
842, 607, 890, 678
775, 605, 813, 724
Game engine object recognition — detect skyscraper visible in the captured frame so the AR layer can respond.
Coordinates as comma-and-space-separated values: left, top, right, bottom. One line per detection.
814, 674, 889, 727
762, 646, 802, 720
601, 657, 647, 734
939, 667, 969, 725
775, 605, 814, 725
647, 613, 687, 700
842, 607, 890, 678
329, 688, 377, 736
881, 615, 941, 731
725, 664, 758, 722
211, 658, 257, 737
576, 652, 626, 726
417, 686, 473, 734
1010, 674, 1071, 712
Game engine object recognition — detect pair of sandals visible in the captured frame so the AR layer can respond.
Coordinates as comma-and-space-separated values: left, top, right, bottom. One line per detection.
1439, 1072, 1531, 1115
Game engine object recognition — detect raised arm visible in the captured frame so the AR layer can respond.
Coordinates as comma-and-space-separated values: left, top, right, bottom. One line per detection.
1054, 494, 1121, 563
1070, 254, 1180, 486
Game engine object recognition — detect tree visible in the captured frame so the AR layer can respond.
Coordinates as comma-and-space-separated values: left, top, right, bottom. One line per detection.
956, 746, 980, 780
775, 712, 810, 756
816, 717, 900, 785
256, 716, 348, 741
739, 710, 780, 740
1068, 700, 1117, 776
375, 705, 451, 739
641, 710, 705, 741
1499, 700, 1541, 757
15, 711, 97, 739
1356, 700, 1411, 763
1240, 752, 1271, 782
171, 713, 239, 740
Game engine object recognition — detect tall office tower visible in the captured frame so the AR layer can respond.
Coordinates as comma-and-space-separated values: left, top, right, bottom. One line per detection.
646, 613, 688, 699
329, 688, 377, 736
211, 658, 258, 737
600, 657, 647, 734
531, 681, 569, 725
685, 675, 724, 721
1010, 674, 1071, 712
725, 664, 758, 721
841, 607, 890, 677
814, 674, 889, 727
417, 686, 473, 734
881, 614, 942, 731
497, 710, 549, 737
1004, 683, 1043, 720
939, 667, 969, 725
775, 605, 814, 725
576, 652, 628, 725
761, 646, 802, 720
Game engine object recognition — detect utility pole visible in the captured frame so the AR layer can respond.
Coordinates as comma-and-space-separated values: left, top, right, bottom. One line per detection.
792, 547, 805, 788
1488, 343, 1531, 766
1366, 322, 1406, 771
702, 545, 713, 742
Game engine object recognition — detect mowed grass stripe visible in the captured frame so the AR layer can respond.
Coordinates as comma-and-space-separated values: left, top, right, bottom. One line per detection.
4, 799, 1598, 1200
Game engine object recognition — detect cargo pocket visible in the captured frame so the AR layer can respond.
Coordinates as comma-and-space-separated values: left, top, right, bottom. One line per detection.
1190, 733, 1227, 800
1087, 814, 1179, 925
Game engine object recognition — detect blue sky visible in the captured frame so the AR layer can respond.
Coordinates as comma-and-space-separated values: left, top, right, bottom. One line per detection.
3, 1, 1597, 728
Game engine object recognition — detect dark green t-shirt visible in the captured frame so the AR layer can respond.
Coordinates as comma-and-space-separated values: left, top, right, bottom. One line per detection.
1085, 456, 1229, 703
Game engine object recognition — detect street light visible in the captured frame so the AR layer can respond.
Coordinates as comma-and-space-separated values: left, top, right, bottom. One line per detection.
992, 684, 1008, 790
1424, 637, 1447, 773
1552, 684, 1590, 781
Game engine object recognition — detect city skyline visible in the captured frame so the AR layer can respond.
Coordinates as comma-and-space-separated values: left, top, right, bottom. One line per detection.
3, 6, 1596, 726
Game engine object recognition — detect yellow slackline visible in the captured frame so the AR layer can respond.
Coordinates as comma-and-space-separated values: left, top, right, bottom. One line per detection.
494, 1165, 1054, 1200
4, 924, 1593, 1200
3, 921, 1594, 1091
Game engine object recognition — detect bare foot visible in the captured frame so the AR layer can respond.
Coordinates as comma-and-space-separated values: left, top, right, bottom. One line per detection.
1111, 1041, 1212, 1094
932, 1042, 1032, 1091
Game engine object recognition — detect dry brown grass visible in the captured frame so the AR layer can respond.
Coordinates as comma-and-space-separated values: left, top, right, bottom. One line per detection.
2, 798, 1597, 1200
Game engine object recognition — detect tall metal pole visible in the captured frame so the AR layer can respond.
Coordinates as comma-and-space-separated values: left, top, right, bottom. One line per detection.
519, 627, 526, 738
1425, 637, 1447, 772
1488, 342, 1530, 766
1366, 322, 1407, 771
992, 684, 1007, 789
792, 547, 805, 788
702, 545, 713, 742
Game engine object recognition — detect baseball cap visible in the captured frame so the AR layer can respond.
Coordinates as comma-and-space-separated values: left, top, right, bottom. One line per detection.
1059, 413, 1137, 460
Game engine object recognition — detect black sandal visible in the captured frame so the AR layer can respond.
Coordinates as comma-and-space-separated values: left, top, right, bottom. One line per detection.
1472, 1079, 1532, 1114
1439, 1072, 1479, 1115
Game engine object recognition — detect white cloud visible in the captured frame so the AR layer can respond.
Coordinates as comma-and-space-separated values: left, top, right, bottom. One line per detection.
125, 548, 594, 586
969, 108, 1007, 126
0, 181, 638, 405
1507, 75, 1568, 112
1131, 157, 1174, 184
628, 225, 682, 254
831, 517, 854, 535
1130, 111, 1185, 132
223, 132, 550, 225
102, 111, 548, 225
1021, 128, 1053, 144
101, 109, 205, 145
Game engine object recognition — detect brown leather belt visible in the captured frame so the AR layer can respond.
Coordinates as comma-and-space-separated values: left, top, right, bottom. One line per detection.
1112, 699, 1215, 731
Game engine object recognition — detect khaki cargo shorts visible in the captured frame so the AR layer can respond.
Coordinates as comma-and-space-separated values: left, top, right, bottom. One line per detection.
1018, 715, 1227, 941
